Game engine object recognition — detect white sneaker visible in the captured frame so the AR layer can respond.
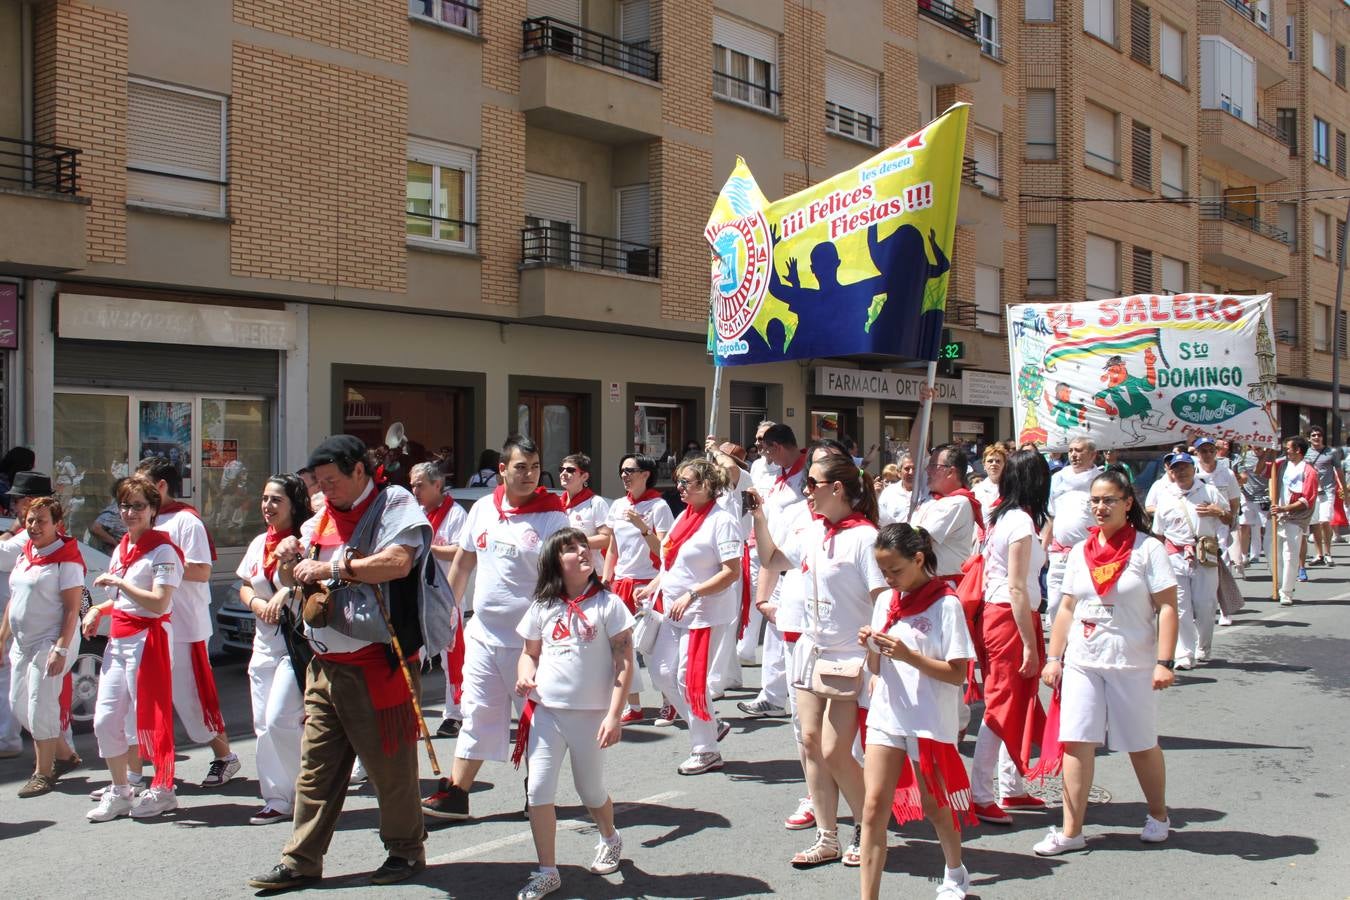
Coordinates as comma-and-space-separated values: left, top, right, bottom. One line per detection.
91, 775, 143, 801
1279, 593, 1294, 606
516, 869, 561, 900
1140, 814, 1170, 843
1218, 612, 1233, 626
1033, 827, 1087, 856
676, 752, 724, 775
589, 833, 622, 874
87, 787, 134, 822
936, 865, 971, 899
1174, 656, 1194, 671
130, 787, 178, 818
351, 758, 368, 783
1195, 648, 1208, 663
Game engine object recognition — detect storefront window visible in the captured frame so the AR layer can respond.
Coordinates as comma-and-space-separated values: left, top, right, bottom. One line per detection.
634, 399, 694, 484
881, 412, 914, 465
343, 381, 464, 487
53, 393, 129, 541
137, 399, 194, 496
518, 392, 581, 486
200, 398, 270, 548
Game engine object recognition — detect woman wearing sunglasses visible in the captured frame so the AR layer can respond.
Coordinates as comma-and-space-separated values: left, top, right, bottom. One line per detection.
751, 454, 887, 869
559, 453, 611, 571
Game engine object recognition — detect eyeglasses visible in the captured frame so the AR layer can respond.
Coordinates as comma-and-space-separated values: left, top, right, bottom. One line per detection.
119, 502, 150, 512
619, 467, 640, 476
676, 478, 697, 489
1088, 496, 1126, 507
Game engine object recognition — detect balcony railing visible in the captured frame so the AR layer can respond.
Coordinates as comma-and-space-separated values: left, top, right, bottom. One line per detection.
521, 225, 660, 277
1222, 0, 1271, 32
1255, 116, 1293, 148
961, 156, 1001, 194
0, 136, 80, 195
826, 103, 878, 145
522, 17, 659, 81
1200, 203, 1290, 244
713, 68, 780, 113
406, 210, 477, 246
945, 299, 978, 327
917, 0, 978, 40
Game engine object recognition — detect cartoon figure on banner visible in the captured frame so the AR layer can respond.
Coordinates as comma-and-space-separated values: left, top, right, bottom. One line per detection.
1094, 349, 1168, 444
1046, 382, 1088, 436
1016, 364, 1049, 446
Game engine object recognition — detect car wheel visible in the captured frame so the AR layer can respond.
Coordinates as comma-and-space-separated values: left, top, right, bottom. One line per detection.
69, 637, 106, 731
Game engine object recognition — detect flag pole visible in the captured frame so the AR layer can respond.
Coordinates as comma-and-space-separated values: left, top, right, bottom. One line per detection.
906, 360, 939, 521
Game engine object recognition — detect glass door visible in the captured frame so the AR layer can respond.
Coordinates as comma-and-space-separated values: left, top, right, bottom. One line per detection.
136, 397, 195, 499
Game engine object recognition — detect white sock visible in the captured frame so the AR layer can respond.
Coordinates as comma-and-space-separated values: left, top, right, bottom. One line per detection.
218, 753, 237, 762
539, 865, 559, 876
945, 865, 967, 882
603, 830, 621, 847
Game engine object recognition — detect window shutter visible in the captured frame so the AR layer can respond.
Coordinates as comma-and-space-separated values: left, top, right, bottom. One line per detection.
1337, 43, 1347, 88
1160, 256, 1185, 295
1130, 2, 1151, 66
527, 0, 582, 23
1085, 235, 1118, 298
127, 79, 225, 213
1131, 120, 1151, 188
1313, 30, 1328, 72
972, 128, 999, 192
616, 184, 651, 245
1337, 130, 1347, 177
975, 264, 1001, 332
825, 56, 879, 120
1026, 90, 1056, 158
1085, 104, 1117, 172
713, 15, 777, 63
1026, 225, 1057, 292
1026, 0, 1054, 22
1132, 247, 1153, 293
1160, 21, 1183, 80
1314, 213, 1329, 257
1278, 202, 1297, 248
1160, 139, 1183, 196
1276, 298, 1298, 344
525, 173, 581, 224
619, 0, 650, 44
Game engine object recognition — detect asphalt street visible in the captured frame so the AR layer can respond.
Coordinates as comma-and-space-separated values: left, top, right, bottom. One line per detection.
3, 549, 1349, 899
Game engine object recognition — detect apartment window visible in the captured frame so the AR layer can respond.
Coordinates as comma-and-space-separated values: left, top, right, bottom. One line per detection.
1278, 202, 1298, 249
1085, 234, 1120, 300
406, 139, 474, 248
126, 78, 227, 215
1130, 120, 1151, 189
1285, 15, 1296, 61
524, 172, 582, 265
975, 265, 1002, 333
1131, 247, 1153, 294
1027, 224, 1057, 295
972, 127, 1001, 195
1026, 0, 1054, 22
975, 0, 1000, 56
408, 0, 478, 34
825, 55, 880, 145
1314, 211, 1330, 258
1160, 255, 1185, 295
1337, 130, 1347, 178
713, 15, 778, 112
1085, 0, 1116, 45
1314, 304, 1330, 352
1129, 2, 1150, 67
1339, 220, 1347, 265
1337, 44, 1347, 89
1026, 90, 1056, 159
1160, 21, 1185, 82
518, 391, 583, 477
1085, 103, 1119, 176
1200, 36, 1255, 126
1313, 117, 1331, 167
1276, 107, 1298, 152
1160, 138, 1185, 198
1276, 298, 1298, 345
1313, 29, 1329, 75
615, 184, 656, 276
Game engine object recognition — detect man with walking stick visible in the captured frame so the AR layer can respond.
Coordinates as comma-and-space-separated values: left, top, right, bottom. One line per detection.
248, 435, 434, 890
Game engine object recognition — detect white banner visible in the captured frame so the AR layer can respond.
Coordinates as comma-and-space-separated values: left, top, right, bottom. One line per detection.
1007, 294, 1278, 451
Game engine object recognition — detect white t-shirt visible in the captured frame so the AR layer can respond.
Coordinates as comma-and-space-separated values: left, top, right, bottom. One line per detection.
517, 587, 635, 710
236, 533, 288, 659
8, 543, 84, 649
1197, 464, 1241, 507
769, 499, 813, 632
750, 455, 780, 493
762, 456, 807, 522
1153, 479, 1226, 545
973, 478, 1001, 524
877, 482, 913, 526
910, 495, 976, 577
564, 493, 611, 569
717, 467, 753, 538
606, 493, 675, 581
866, 592, 974, 742
983, 509, 1047, 606
777, 518, 887, 655
428, 500, 468, 579
1049, 466, 1101, 550
1061, 533, 1175, 670
1145, 474, 1172, 511
154, 508, 214, 643
659, 505, 743, 630
113, 541, 183, 619
460, 494, 569, 648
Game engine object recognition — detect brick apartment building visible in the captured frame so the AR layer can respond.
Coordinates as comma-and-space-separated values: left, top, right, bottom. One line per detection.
0, 0, 1346, 572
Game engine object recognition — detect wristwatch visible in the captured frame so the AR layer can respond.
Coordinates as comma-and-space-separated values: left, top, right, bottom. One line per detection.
1156, 659, 1175, 670
51, 646, 68, 657
687, 589, 702, 604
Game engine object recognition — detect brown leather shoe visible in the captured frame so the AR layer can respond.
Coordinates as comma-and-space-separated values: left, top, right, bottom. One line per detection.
18, 773, 56, 798
53, 754, 82, 777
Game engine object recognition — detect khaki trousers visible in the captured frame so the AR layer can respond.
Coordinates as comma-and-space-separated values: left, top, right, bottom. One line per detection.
280, 655, 426, 875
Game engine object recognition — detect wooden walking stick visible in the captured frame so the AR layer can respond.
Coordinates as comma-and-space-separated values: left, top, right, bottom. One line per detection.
1268, 449, 1280, 601
369, 571, 441, 776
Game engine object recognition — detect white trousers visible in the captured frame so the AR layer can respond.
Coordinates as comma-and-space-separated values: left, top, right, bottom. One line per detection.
8, 640, 78, 741
649, 623, 724, 754
1175, 565, 1219, 659
248, 651, 304, 811
1045, 550, 1070, 622
171, 640, 223, 746
0, 598, 20, 752
710, 619, 741, 693
525, 705, 609, 808
456, 639, 524, 762
1270, 521, 1307, 599
752, 623, 789, 708
970, 721, 1026, 805
94, 632, 154, 759
736, 550, 764, 662
440, 648, 462, 722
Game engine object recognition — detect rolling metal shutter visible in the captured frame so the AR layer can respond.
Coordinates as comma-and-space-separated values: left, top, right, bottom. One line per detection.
56, 339, 278, 396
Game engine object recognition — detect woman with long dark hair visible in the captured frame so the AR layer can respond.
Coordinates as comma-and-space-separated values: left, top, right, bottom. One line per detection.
236, 473, 313, 825
970, 449, 1050, 825
1034, 469, 1178, 855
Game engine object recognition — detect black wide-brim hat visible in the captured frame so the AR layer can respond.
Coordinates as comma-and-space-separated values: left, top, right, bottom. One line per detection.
6, 471, 54, 498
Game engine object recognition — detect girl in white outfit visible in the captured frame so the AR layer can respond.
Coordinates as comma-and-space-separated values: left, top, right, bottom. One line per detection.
237, 474, 313, 825
512, 528, 635, 900
751, 453, 888, 869
84, 475, 183, 822
0, 496, 84, 798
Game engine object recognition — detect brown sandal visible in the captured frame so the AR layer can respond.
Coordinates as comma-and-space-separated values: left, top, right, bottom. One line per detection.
18, 773, 56, 798
53, 754, 82, 777
791, 829, 841, 868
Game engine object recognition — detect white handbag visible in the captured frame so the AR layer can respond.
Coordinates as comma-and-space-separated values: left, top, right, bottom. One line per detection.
632, 603, 664, 656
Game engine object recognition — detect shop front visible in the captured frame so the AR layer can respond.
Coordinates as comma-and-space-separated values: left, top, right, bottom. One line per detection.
813, 364, 960, 456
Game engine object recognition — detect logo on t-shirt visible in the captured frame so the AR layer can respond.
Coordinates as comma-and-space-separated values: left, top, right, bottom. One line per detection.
911, 616, 933, 635
475, 531, 488, 550
551, 617, 571, 641
520, 528, 541, 552
1083, 621, 1098, 638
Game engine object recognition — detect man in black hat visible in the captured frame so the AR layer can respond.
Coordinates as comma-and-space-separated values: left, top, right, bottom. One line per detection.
248, 435, 432, 890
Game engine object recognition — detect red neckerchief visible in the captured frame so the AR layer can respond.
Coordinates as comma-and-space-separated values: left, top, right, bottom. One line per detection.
773, 451, 806, 489
116, 529, 186, 571
426, 496, 455, 535
158, 499, 217, 560
662, 500, 714, 570
558, 579, 602, 642
1082, 524, 1137, 598
883, 578, 951, 631
627, 488, 662, 504
311, 485, 378, 548
493, 484, 565, 521
932, 487, 985, 536
562, 486, 595, 512
261, 526, 285, 581
816, 511, 873, 542
23, 535, 86, 574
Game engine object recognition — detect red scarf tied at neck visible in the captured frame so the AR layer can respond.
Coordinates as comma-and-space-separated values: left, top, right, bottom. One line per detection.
493, 484, 565, 522
1082, 524, 1136, 598
261, 526, 286, 581
626, 488, 662, 505
561, 486, 595, 512
882, 578, 953, 632
932, 487, 985, 539
661, 501, 714, 570
311, 486, 378, 548
426, 496, 456, 535
817, 511, 873, 542
24, 535, 87, 574
773, 451, 806, 489
116, 529, 186, 571
158, 499, 217, 561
